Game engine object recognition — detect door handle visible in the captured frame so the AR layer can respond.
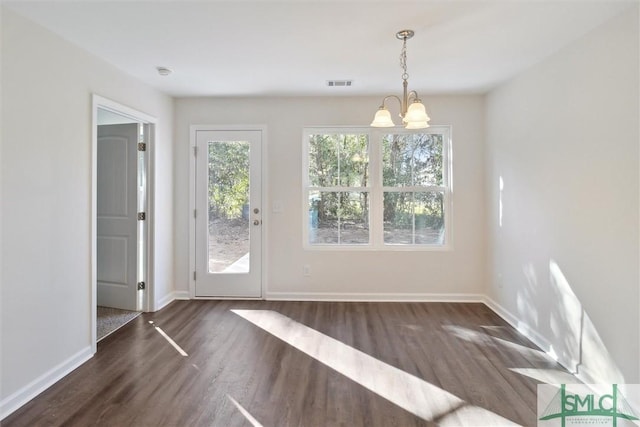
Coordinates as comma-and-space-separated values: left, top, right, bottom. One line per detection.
253, 219, 261, 226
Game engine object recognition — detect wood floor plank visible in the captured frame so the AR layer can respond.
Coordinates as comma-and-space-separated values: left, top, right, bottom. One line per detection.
2, 301, 573, 426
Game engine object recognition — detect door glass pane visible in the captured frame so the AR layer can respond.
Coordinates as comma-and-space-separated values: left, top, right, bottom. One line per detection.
207, 140, 250, 273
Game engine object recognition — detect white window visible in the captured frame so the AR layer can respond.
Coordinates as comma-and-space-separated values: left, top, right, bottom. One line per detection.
303, 126, 451, 249
305, 132, 370, 245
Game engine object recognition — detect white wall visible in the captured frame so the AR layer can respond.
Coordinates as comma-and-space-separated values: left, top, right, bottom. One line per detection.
486, 8, 639, 383
174, 95, 486, 299
0, 7, 174, 415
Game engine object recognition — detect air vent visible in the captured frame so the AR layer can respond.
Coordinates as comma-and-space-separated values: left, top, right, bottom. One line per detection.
327, 80, 353, 87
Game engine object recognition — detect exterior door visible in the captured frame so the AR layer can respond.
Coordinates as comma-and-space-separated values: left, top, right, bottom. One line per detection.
195, 129, 262, 297
97, 123, 140, 310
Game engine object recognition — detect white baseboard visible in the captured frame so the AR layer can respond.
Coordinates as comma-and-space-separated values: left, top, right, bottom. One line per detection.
0, 346, 93, 421
482, 296, 553, 357
155, 291, 190, 312
265, 292, 485, 302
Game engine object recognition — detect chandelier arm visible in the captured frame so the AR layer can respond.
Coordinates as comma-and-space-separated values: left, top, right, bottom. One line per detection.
407, 90, 421, 103
380, 95, 402, 110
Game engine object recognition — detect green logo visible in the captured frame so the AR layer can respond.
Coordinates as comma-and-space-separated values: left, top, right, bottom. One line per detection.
539, 384, 639, 426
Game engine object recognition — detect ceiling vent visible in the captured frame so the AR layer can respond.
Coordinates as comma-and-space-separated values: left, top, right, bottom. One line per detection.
327, 80, 353, 87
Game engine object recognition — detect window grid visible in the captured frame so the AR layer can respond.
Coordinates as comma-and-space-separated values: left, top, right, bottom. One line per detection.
303, 127, 451, 250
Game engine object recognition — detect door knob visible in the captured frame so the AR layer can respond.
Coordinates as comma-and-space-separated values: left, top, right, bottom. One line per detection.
253, 219, 261, 225
253, 208, 260, 214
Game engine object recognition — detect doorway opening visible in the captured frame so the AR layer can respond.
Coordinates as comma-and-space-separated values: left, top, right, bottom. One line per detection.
92, 95, 156, 350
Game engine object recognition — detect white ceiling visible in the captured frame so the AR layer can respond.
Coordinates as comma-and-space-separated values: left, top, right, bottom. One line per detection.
4, 1, 635, 98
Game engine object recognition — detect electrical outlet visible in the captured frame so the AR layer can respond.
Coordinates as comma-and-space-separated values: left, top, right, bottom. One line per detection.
303, 264, 311, 276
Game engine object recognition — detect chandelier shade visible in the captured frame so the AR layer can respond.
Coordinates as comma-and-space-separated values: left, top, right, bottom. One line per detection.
405, 119, 430, 130
371, 30, 430, 130
403, 101, 430, 124
370, 107, 395, 127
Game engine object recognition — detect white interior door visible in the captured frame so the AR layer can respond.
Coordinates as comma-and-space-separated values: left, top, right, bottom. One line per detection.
195, 129, 262, 297
97, 123, 139, 310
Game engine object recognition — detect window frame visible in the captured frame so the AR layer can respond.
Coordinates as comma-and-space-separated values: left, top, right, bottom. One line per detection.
302, 126, 452, 251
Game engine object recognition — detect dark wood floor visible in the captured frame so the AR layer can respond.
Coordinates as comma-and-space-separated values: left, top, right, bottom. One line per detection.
3, 300, 569, 426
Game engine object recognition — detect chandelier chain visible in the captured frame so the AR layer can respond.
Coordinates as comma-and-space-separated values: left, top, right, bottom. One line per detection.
400, 37, 409, 81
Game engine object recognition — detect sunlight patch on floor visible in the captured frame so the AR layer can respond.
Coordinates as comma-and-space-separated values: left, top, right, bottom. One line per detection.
148, 321, 188, 356
509, 368, 578, 385
227, 395, 264, 427
233, 309, 518, 426
447, 324, 583, 388
491, 336, 552, 362
444, 324, 553, 364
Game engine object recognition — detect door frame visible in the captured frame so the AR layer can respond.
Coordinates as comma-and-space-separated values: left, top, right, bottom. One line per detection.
91, 94, 157, 352
188, 125, 268, 299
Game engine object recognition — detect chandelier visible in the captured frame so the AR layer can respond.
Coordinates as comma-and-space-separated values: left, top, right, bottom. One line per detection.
370, 30, 430, 129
